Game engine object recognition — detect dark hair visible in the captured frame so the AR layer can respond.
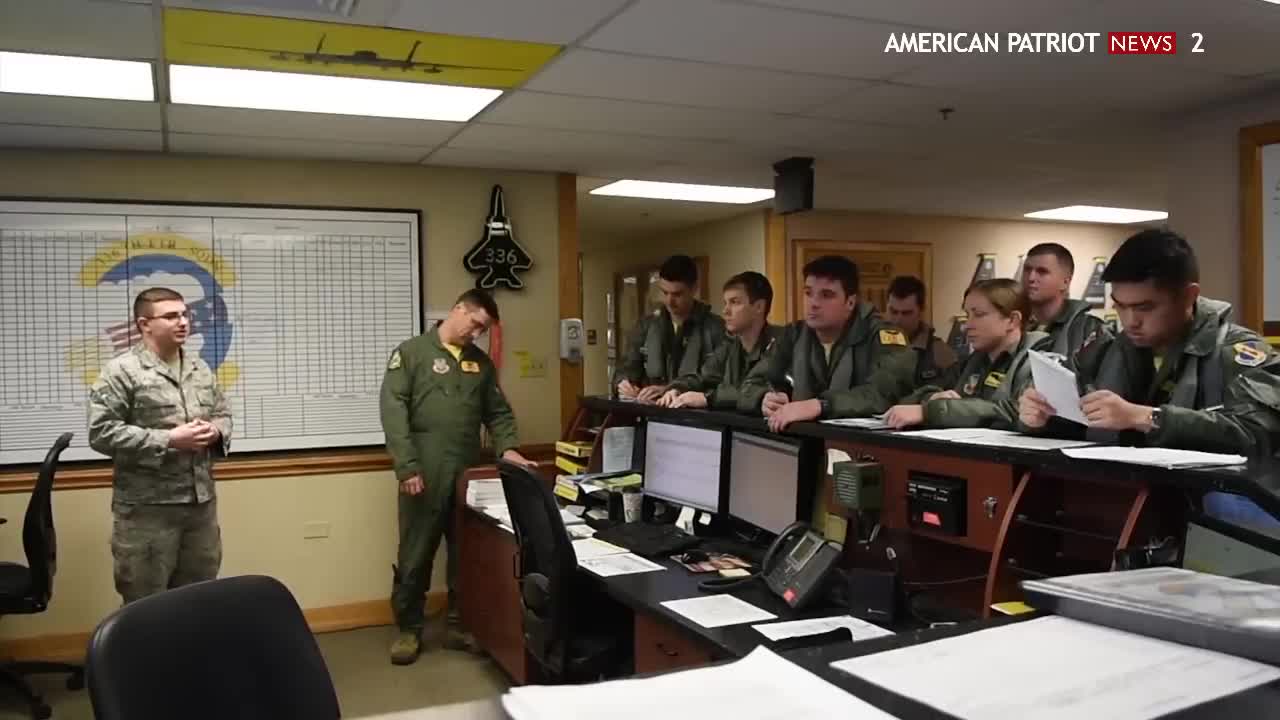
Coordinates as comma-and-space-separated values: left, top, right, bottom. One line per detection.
802, 255, 859, 297
887, 275, 926, 307
457, 288, 500, 322
964, 278, 1030, 331
1102, 229, 1198, 292
133, 287, 184, 321
1025, 242, 1075, 275
658, 255, 698, 287
723, 271, 773, 315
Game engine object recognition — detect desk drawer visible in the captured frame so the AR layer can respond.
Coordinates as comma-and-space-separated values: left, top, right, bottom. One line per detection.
634, 611, 714, 674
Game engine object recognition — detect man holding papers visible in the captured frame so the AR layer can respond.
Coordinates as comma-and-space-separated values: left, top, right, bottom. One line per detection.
1017, 230, 1280, 527
882, 279, 1047, 429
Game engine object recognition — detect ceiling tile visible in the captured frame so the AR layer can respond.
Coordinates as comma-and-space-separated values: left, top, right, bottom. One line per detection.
0, 0, 157, 59
0, 94, 162, 131
386, 0, 630, 44
446, 122, 734, 160
582, 0, 924, 79
524, 50, 863, 113
740, 0, 1104, 31
167, 105, 460, 146
427, 146, 661, 179
0, 123, 161, 151
168, 133, 434, 163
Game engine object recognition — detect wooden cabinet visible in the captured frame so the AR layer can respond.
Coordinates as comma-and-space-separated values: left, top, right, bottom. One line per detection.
633, 611, 715, 674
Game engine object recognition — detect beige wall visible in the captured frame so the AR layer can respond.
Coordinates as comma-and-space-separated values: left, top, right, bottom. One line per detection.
581, 211, 766, 396
0, 149, 560, 641
1167, 94, 1280, 308
785, 211, 1134, 330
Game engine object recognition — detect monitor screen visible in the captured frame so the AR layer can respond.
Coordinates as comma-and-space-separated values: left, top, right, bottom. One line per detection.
729, 432, 801, 535
642, 421, 723, 513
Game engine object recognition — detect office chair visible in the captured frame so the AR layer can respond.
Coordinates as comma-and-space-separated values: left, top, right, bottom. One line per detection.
85, 575, 340, 720
497, 460, 628, 684
0, 432, 83, 720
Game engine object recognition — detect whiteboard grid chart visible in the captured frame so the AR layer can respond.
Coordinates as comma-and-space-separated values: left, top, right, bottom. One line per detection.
0, 201, 421, 465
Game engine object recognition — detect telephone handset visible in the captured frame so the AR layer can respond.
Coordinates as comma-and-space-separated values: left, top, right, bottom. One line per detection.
698, 522, 842, 609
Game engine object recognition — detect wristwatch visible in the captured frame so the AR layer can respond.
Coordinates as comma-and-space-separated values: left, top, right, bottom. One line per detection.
817, 398, 832, 419
1148, 406, 1163, 433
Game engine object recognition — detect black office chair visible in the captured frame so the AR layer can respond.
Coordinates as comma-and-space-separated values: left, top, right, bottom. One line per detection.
497, 459, 628, 684
0, 432, 84, 720
85, 575, 340, 720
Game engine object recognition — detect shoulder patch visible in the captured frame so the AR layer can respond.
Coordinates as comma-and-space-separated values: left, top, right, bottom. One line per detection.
1233, 341, 1268, 368
879, 329, 907, 346
387, 350, 402, 370
984, 371, 1005, 388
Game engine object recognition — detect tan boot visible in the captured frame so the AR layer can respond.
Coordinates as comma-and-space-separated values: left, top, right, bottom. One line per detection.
389, 630, 422, 665
442, 626, 482, 655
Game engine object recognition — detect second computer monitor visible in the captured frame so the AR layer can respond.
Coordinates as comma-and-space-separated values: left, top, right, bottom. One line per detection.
728, 432, 803, 535
642, 420, 724, 513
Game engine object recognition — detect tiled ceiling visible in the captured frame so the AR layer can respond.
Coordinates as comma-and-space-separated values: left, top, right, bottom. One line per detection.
2, 0, 1280, 233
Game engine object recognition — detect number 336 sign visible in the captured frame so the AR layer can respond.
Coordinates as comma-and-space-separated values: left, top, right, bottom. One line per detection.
464, 185, 533, 290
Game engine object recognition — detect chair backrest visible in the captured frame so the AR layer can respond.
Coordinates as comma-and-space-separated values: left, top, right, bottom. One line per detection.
23, 432, 73, 606
497, 460, 578, 677
86, 575, 340, 720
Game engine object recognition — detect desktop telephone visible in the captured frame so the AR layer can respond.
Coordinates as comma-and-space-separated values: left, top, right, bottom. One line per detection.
699, 522, 842, 609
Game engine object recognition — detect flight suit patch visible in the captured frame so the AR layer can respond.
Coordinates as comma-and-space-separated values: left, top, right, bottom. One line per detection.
433, 358, 450, 374
879, 329, 907, 346
460, 360, 480, 373
984, 371, 1005, 388
387, 350, 402, 370
1234, 342, 1268, 368
963, 374, 980, 396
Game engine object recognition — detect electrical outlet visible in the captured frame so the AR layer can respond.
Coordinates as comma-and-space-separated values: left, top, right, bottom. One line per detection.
303, 521, 330, 539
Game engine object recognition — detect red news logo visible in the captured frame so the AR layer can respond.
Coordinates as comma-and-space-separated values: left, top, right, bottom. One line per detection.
1108, 32, 1177, 54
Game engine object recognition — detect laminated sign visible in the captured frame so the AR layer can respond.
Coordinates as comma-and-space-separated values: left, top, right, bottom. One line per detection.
464, 185, 533, 290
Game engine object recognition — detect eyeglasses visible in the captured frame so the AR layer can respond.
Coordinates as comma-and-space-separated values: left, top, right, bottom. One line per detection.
146, 311, 192, 322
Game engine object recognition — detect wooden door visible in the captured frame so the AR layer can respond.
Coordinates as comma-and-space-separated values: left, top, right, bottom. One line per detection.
790, 240, 932, 321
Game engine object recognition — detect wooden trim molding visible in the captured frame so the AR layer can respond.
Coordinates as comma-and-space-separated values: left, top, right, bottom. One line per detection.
558, 172, 585, 437
0, 444, 556, 495
1240, 120, 1280, 332
0, 592, 446, 663
764, 209, 787, 324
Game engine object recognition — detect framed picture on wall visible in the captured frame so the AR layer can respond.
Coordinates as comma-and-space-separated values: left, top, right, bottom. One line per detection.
1240, 121, 1280, 341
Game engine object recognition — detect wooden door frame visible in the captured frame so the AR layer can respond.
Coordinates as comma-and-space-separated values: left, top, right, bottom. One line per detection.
788, 239, 933, 322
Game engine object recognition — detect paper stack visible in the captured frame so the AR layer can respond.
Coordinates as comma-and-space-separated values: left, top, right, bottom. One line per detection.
465, 478, 504, 507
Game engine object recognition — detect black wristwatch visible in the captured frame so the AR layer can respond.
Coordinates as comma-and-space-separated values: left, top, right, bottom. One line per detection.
817, 398, 832, 419
1148, 406, 1163, 433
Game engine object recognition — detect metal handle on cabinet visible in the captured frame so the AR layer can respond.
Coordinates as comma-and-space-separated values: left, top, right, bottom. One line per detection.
656, 642, 680, 657
983, 496, 998, 519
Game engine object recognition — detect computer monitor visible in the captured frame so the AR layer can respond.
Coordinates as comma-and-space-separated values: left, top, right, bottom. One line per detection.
728, 432, 805, 536
641, 420, 724, 513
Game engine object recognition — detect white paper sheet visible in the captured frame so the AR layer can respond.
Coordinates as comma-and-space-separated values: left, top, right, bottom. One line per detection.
831, 616, 1280, 720
578, 553, 665, 577
893, 427, 1091, 451
571, 537, 629, 561
1062, 446, 1247, 468
503, 647, 898, 720
1028, 350, 1089, 425
661, 595, 777, 628
753, 615, 894, 643
567, 524, 596, 539
821, 416, 891, 430
602, 426, 636, 473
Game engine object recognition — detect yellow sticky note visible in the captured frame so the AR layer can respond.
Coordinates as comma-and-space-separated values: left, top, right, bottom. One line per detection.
990, 601, 1035, 615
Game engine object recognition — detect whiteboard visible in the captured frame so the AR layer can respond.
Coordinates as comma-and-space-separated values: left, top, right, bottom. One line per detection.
0, 200, 421, 465
1264, 143, 1280, 323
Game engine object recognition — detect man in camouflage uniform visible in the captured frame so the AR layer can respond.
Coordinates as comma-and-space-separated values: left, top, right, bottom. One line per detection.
380, 289, 534, 665
1019, 230, 1280, 530
614, 255, 725, 403
885, 275, 957, 387
657, 271, 780, 411
88, 287, 232, 604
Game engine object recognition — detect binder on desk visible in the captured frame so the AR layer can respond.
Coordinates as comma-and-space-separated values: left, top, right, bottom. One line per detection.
1021, 567, 1280, 667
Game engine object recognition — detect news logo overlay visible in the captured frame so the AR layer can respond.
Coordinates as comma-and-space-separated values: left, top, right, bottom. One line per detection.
883, 32, 1203, 55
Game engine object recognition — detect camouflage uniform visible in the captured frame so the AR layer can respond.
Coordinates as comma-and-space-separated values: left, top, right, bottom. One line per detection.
614, 301, 726, 390
667, 324, 782, 411
88, 344, 231, 604
380, 328, 519, 635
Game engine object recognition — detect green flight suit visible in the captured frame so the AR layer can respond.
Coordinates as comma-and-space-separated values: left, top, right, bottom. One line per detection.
739, 303, 915, 417
1023, 298, 1280, 456
910, 325, 959, 387
615, 301, 726, 389
668, 324, 782, 411
901, 331, 1048, 429
1032, 298, 1111, 362
379, 328, 519, 632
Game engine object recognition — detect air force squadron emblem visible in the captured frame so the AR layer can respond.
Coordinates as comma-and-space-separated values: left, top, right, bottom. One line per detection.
464, 185, 533, 290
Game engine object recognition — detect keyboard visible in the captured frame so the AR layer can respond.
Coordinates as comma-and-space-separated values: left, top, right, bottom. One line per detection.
593, 522, 701, 558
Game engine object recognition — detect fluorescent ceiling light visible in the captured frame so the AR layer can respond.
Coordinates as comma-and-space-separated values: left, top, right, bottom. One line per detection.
0, 51, 154, 101
590, 179, 775, 204
169, 65, 501, 122
1024, 205, 1168, 224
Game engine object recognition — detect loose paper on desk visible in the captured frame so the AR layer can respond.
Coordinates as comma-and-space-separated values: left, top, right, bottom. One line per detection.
571, 537, 629, 561
1028, 350, 1089, 425
830, 615, 1280, 720
753, 615, 893, 643
503, 646, 898, 720
578, 553, 664, 577
601, 427, 635, 473
822, 415, 891, 430
1062, 446, 1246, 468
661, 595, 776, 628
896, 427, 1093, 451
